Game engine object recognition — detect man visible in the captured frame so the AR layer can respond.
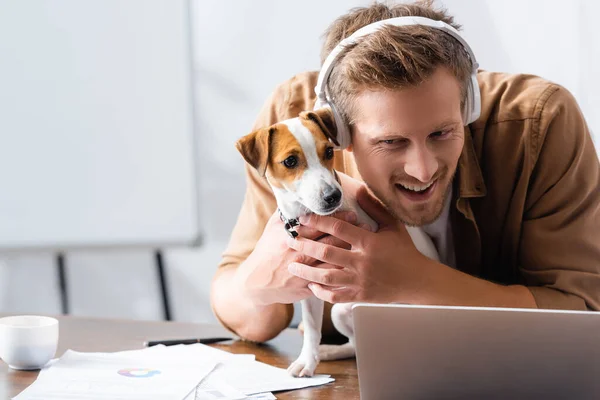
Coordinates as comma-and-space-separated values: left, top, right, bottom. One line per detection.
211, 1, 600, 343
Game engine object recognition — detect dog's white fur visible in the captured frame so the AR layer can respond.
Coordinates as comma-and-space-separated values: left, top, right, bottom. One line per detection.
237, 113, 440, 378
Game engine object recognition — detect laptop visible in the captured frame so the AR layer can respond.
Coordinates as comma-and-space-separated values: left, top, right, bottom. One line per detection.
352, 303, 600, 399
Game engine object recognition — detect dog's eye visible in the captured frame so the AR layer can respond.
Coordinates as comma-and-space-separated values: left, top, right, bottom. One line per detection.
282, 156, 298, 169
325, 147, 334, 160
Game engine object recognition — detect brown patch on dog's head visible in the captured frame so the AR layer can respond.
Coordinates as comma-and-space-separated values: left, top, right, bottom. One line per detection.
267, 124, 307, 189
299, 108, 339, 146
235, 123, 308, 189
298, 110, 337, 173
235, 126, 273, 177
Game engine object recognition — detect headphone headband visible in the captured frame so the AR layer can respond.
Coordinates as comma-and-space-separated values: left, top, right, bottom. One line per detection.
314, 16, 481, 150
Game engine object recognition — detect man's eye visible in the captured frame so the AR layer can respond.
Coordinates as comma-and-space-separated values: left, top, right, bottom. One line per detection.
282, 156, 298, 168
379, 138, 409, 148
430, 130, 451, 139
381, 139, 406, 146
325, 147, 334, 160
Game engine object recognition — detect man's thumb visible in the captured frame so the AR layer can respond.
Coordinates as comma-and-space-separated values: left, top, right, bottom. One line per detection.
356, 186, 395, 228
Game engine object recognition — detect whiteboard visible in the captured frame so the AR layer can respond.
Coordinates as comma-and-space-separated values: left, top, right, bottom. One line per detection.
0, 0, 200, 250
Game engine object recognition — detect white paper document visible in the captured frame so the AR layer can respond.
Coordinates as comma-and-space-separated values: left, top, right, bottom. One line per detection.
14, 343, 334, 400
186, 344, 334, 399
197, 357, 334, 396
14, 348, 216, 400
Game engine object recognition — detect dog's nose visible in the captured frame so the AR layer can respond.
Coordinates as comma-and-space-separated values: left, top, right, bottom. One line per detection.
323, 188, 342, 205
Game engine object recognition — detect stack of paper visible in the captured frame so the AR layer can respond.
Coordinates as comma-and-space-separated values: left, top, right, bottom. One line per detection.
14, 346, 216, 400
190, 346, 334, 399
14, 343, 334, 400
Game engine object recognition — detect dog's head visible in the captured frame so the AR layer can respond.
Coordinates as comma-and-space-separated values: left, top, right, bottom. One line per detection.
236, 108, 342, 215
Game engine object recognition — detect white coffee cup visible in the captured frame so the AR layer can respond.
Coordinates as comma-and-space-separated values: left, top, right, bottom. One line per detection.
0, 315, 59, 370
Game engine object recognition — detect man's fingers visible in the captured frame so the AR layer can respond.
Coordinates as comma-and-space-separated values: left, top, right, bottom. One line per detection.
293, 237, 348, 264
319, 235, 352, 250
298, 214, 364, 246
287, 236, 350, 266
291, 230, 353, 266
356, 186, 396, 228
288, 263, 353, 286
296, 211, 358, 240
308, 283, 353, 304
295, 225, 324, 240
334, 210, 358, 224
359, 223, 374, 232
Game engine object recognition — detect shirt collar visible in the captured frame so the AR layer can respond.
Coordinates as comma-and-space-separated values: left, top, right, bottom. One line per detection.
456, 125, 487, 199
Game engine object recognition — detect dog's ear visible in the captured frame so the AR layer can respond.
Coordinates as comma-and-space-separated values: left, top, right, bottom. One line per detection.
300, 108, 339, 146
235, 126, 274, 177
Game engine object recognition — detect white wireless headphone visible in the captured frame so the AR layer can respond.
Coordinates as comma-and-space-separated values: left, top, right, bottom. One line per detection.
314, 16, 481, 150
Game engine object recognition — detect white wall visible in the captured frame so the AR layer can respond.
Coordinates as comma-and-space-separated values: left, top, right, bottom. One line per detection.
1, 0, 597, 323
442, 0, 599, 144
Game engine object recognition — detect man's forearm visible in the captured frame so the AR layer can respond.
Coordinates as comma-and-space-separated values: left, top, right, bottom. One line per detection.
411, 259, 538, 308
210, 266, 293, 343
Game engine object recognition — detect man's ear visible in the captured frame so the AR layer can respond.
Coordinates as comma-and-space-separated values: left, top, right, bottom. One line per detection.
300, 108, 339, 146
235, 126, 274, 176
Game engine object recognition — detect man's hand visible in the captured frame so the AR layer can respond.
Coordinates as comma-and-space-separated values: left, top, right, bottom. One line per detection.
287, 187, 539, 309
286, 186, 432, 304
234, 209, 359, 307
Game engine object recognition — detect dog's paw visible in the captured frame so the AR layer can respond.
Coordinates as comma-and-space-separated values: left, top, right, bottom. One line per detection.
318, 342, 355, 361
287, 354, 319, 377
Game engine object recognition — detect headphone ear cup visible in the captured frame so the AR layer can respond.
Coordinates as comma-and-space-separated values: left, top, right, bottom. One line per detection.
464, 73, 481, 125
462, 79, 473, 125
327, 101, 351, 150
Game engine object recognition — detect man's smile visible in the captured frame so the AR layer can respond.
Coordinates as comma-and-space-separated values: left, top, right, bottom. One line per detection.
395, 179, 438, 202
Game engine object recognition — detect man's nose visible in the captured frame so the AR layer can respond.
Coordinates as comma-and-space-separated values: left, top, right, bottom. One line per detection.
404, 145, 438, 183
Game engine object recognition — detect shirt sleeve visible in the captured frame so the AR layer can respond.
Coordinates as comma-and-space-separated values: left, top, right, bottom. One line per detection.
521, 85, 600, 311
217, 94, 282, 274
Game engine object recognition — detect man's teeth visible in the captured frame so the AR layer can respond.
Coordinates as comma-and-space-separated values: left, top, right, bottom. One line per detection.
399, 181, 434, 192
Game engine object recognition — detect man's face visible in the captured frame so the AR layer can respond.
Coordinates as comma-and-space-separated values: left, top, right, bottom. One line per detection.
350, 67, 465, 226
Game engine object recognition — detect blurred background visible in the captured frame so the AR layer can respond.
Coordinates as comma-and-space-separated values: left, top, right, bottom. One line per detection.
0, 0, 598, 325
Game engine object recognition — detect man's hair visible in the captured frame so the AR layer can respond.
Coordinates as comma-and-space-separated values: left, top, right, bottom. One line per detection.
321, 1, 473, 125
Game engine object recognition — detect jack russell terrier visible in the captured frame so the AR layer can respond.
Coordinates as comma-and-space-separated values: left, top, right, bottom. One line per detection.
235, 108, 439, 377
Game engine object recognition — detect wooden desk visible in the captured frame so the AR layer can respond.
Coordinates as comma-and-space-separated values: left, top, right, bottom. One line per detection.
0, 316, 359, 399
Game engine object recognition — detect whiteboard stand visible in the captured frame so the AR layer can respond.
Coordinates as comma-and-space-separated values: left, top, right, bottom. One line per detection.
52, 250, 173, 321
154, 250, 172, 321
56, 253, 69, 315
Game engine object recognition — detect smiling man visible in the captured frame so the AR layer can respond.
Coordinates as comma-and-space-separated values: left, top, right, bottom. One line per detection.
211, 1, 600, 342
350, 67, 463, 227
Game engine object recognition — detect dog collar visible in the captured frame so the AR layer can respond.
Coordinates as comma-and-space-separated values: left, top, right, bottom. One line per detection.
278, 209, 299, 239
